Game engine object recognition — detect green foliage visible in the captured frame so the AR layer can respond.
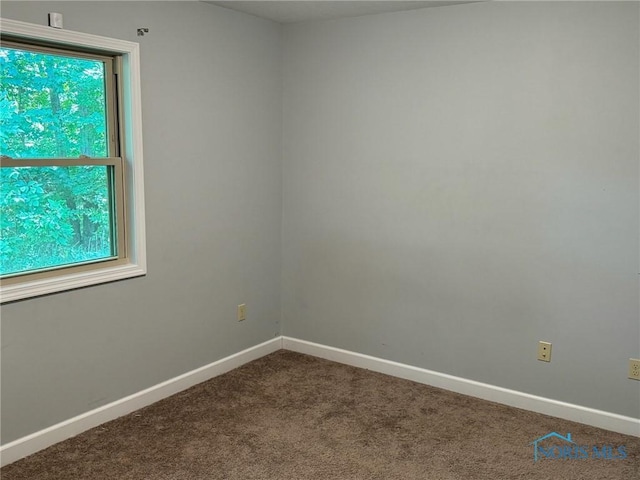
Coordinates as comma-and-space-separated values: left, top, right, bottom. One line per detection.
0, 47, 108, 158
0, 46, 114, 276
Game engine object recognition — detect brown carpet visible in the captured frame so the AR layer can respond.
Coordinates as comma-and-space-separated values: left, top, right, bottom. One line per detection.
1, 350, 638, 479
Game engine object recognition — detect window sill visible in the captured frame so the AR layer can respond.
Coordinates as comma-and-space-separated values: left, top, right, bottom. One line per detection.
1, 262, 146, 303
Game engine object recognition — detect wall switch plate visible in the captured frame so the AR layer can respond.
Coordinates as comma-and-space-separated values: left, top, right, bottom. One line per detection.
537, 341, 552, 362
237, 304, 246, 322
629, 359, 640, 380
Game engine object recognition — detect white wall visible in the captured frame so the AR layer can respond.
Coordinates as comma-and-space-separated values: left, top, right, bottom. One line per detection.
0, 1, 282, 444
282, 1, 640, 417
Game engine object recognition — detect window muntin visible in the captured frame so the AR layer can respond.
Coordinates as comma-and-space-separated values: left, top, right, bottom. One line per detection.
0, 40, 125, 280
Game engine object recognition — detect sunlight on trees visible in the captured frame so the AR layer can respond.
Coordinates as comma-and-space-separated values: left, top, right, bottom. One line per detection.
0, 46, 115, 276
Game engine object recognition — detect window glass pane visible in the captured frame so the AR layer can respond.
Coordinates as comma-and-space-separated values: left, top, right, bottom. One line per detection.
0, 165, 116, 276
0, 46, 108, 158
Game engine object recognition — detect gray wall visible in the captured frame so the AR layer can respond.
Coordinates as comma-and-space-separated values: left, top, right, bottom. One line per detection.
2, 0, 639, 446
1, 2, 282, 444
282, 1, 640, 418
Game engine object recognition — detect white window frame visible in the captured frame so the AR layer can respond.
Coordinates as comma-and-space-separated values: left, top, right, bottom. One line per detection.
0, 18, 146, 303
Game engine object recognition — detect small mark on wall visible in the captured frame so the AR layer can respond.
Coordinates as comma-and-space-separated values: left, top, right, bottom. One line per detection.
88, 396, 109, 408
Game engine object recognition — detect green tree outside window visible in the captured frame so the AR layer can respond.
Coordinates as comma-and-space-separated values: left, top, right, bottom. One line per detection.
1, 45, 117, 276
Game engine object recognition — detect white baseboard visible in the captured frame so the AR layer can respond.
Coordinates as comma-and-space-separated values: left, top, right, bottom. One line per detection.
0, 337, 282, 467
282, 336, 640, 438
3, 335, 638, 468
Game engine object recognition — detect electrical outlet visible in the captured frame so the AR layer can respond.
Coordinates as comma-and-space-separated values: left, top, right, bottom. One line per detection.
537, 341, 552, 362
629, 359, 640, 380
237, 304, 246, 322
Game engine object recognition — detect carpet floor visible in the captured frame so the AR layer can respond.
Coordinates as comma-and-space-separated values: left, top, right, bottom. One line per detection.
1, 350, 638, 479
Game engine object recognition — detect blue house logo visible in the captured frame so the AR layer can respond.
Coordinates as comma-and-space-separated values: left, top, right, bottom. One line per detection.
529, 432, 575, 462
529, 432, 627, 462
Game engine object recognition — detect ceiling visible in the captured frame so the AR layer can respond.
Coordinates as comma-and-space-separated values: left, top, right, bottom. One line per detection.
205, 1, 480, 24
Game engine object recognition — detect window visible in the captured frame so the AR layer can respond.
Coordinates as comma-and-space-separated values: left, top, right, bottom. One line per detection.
0, 19, 146, 302
1, 43, 124, 275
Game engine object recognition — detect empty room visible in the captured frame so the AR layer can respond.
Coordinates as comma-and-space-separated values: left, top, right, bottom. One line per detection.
0, 1, 638, 478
